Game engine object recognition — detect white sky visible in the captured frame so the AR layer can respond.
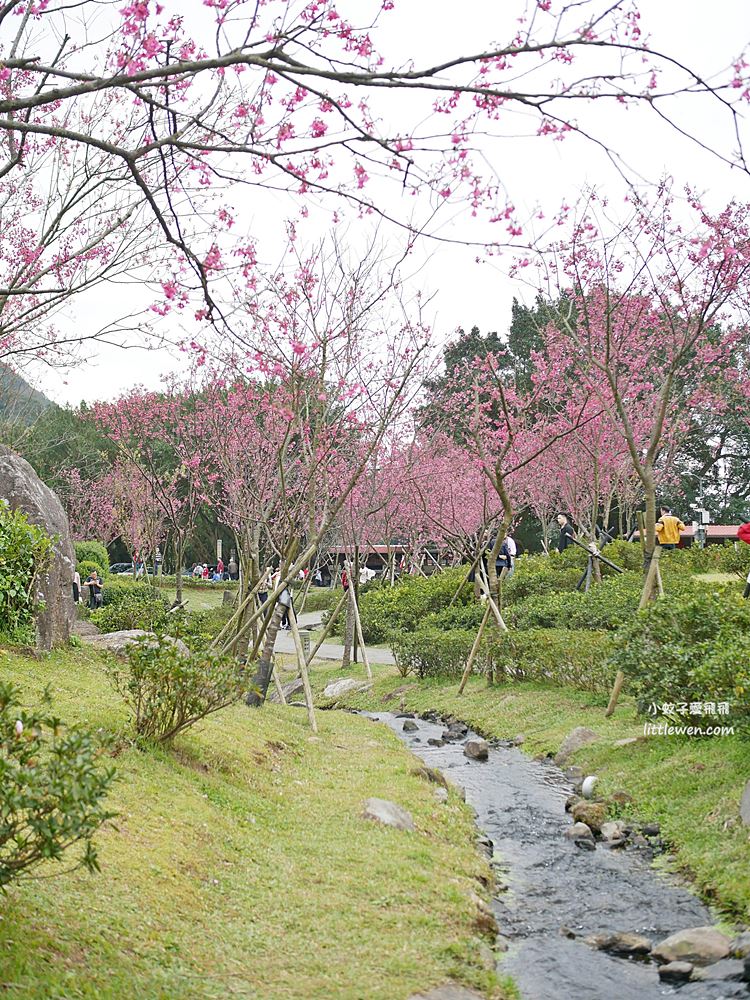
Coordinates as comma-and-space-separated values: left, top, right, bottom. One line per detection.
33, 0, 750, 406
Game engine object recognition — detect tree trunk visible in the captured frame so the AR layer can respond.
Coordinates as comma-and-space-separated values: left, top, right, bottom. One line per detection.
247, 602, 285, 706
174, 534, 184, 605
341, 583, 355, 671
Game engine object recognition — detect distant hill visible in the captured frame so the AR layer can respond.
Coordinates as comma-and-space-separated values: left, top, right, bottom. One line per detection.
0, 364, 54, 426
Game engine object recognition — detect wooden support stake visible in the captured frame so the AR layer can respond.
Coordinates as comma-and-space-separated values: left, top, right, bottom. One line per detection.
271, 662, 287, 705
351, 592, 372, 681
288, 606, 318, 733
306, 591, 347, 664
458, 602, 492, 695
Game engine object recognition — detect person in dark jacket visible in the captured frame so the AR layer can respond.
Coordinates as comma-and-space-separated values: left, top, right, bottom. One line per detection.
556, 514, 576, 552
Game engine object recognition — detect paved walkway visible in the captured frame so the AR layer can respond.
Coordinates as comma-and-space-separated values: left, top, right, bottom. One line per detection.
273, 611, 395, 665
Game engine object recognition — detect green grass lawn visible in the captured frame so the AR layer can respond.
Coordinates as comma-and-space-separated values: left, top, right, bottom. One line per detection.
0, 644, 511, 1000
160, 586, 229, 611
312, 661, 750, 923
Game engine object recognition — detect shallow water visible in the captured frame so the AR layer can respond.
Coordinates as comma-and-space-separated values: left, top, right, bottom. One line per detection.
365, 711, 748, 1000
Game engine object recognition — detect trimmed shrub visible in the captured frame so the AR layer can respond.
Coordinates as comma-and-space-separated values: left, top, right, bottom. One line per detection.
422, 603, 487, 632
502, 557, 583, 601
0, 499, 52, 644
74, 540, 109, 578
483, 629, 614, 692
391, 626, 475, 679
0, 681, 115, 887
101, 578, 157, 607
91, 589, 170, 632
106, 635, 250, 743
608, 589, 750, 731
357, 568, 473, 643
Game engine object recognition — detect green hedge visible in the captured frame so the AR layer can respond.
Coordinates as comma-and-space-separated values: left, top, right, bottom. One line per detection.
357, 568, 473, 643
609, 589, 750, 731
391, 626, 475, 679
91, 589, 171, 633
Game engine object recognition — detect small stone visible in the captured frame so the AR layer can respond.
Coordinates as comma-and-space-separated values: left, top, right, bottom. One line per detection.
629, 834, 649, 849
476, 835, 493, 860
565, 794, 583, 813
642, 822, 660, 836
411, 766, 448, 789
589, 932, 652, 956
731, 931, 750, 958
651, 926, 732, 966
559, 925, 577, 939
740, 780, 750, 827
564, 822, 593, 841
469, 891, 498, 938
610, 790, 634, 806
600, 820, 628, 843
571, 801, 607, 834
407, 985, 486, 1000
463, 739, 489, 761
575, 837, 596, 851
564, 766, 584, 782
403, 719, 419, 732
657, 961, 694, 983
434, 787, 448, 804
555, 727, 599, 765
476, 941, 496, 971
512, 734, 525, 746
323, 678, 372, 698
427, 738, 445, 747
362, 798, 415, 832
696, 958, 748, 982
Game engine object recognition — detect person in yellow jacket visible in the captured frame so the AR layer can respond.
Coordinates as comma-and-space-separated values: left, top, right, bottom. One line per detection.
655, 506, 686, 550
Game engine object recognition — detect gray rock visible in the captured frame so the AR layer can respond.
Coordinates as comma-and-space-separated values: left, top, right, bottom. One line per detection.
614, 737, 640, 747
85, 630, 190, 657
571, 800, 607, 834
741, 780, 750, 827
403, 719, 419, 732
362, 797, 415, 832
476, 835, 493, 860
600, 820, 629, 843
411, 766, 449, 789
731, 931, 750, 958
564, 822, 594, 842
433, 787, 448, 804
512, 733, 525, 745
658, 961, 694, 983
463, 739, 489, 761
427, 738, 445, 747
269, 677, 304, 704
323, 678, 371, 698
693, 958, 748, 982
642, 822, 661, 836
407, 985, 485, 1000
555, 726, 600, 765
222, 589, 236, 607
72, 619, 101, 637
564, 766, 584, 781
565, 794, 583, 813
588, 931, 652, 956
652, 926, 732, 966
0, 445, 76, 650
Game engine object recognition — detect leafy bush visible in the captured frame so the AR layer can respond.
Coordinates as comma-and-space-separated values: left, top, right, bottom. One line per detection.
357, 568, 473, 643
101, 577, 153, 607
421, 602, 487, 632
91, 589, 170, 632
391, 626, 475, 679
0, 499, 52, 644
502, 556, 582, 601
609, 590, 750, 731
77, 560, 102, 584
599, 540, 644, 573
0, 681, 115, 887
74, 540, 109, 578
106, 636, 250, 743
484, 629, 614, 692
505, 573, 644, 631
168, 606, 233, 652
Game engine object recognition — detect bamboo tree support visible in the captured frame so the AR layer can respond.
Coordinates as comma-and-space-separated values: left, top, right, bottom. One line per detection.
605, 546, 663, 718
351, 591, 373, 681
476, 562, 509, 632
271, 662, 287, 704
287, 606, 318, 733
457, 602, 492, 695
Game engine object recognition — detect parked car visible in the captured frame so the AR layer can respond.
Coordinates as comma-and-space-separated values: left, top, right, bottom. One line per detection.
109, 562, 134, 575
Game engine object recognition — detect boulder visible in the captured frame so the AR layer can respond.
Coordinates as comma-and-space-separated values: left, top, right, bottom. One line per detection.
411, 766, 449, 789
269, 677, 304, 704
403, 719, 419, 732
464, 739, 489, 761
362, 798, 415, 832
555, 726, 599, 765
571, 801, 607, 834
657, 962, 694, 983
588, 932, 652, 956
694, 958, 748, 982
651, 927, 732, 966
85, 630, 190, 657
427, 738, 445, 747
323, 678, 372, 699
0, 445, 76, 650
740, 780, 750, 828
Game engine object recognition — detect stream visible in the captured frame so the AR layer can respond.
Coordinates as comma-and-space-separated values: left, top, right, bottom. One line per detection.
365, 711, 748, 1000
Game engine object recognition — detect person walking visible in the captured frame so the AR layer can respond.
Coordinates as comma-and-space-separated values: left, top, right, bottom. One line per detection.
72, 569, 81, 604
655, 506, 686, 550
498, 529, 517, 579
556, 514, 576, 552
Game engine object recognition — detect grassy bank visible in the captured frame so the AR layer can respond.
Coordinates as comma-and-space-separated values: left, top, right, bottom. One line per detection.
311, 661, 750, 923
0, 645, 511, 1000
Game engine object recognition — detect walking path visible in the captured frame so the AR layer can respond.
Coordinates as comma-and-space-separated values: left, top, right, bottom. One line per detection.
273, 611, 396, 665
